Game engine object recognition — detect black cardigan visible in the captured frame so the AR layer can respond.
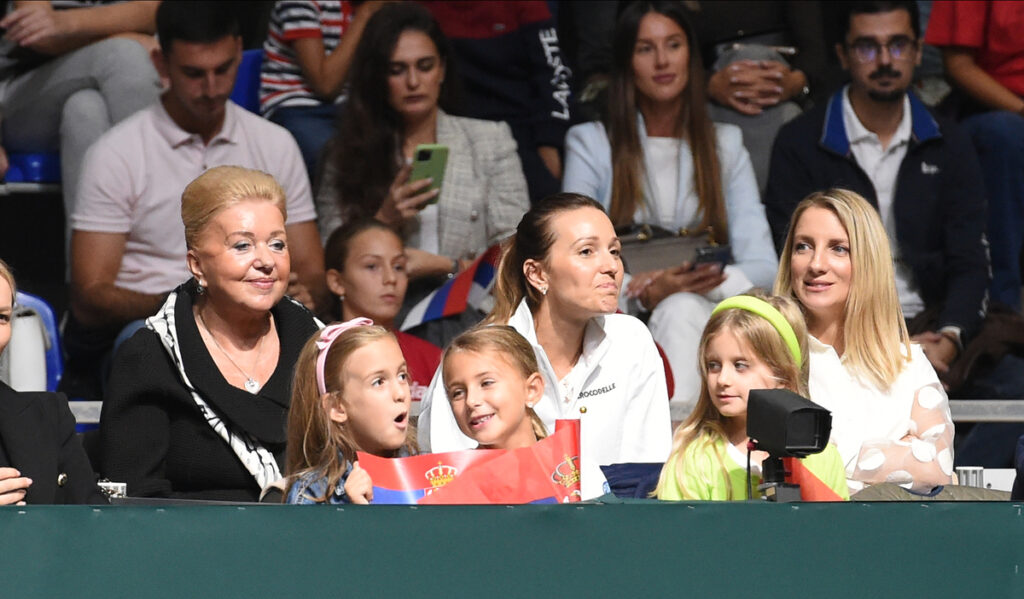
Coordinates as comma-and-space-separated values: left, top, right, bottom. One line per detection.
0, 381, 108, 504
99, 287, 319, 502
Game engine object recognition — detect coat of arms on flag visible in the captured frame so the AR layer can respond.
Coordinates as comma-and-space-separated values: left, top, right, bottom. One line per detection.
359, 420, 582, 505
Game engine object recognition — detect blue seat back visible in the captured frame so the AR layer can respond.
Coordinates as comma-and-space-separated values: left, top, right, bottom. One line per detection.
230, 49, 264, 114
5, 152, 62, 184
14, 291, 63, 392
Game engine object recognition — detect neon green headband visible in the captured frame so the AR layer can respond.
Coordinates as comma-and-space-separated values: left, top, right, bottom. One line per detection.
710, 296, 802, 367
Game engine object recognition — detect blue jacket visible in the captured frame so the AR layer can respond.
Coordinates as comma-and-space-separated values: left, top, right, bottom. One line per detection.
764, 89, 988, 341
286, 460, 353, 505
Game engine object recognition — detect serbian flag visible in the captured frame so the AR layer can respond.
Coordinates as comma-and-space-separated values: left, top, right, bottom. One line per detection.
419, 420, 582, 505
400, 244, 501, 331
357, 449, 503, 504
783, 457, 847, 501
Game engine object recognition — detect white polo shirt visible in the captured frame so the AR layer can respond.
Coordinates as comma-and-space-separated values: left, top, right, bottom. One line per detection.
72, 99, 316, 295
841, 87, 926, 318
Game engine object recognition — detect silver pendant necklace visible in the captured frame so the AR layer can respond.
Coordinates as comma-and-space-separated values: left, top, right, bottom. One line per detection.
198, 310, 268, 394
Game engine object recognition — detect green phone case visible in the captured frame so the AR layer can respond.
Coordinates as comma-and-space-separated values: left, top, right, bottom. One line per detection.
409, 144, 449, 204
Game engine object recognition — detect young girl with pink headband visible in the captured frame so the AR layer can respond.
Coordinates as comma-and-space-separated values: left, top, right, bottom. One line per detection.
284, 318, 417, 504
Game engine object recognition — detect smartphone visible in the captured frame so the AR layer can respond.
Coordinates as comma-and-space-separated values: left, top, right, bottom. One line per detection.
693, 245, 733, 270
409, 144, 449, 205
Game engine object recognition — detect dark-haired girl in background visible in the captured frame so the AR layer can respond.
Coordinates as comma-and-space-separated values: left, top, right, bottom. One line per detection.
323, 219, 441, 403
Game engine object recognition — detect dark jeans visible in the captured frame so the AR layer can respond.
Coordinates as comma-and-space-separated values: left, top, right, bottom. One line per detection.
962, 110, 1024, 312
269, 103, 339, 186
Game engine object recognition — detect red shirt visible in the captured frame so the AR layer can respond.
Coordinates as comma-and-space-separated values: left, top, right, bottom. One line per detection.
925, 0, 1024, 96
396, 331, 442, 402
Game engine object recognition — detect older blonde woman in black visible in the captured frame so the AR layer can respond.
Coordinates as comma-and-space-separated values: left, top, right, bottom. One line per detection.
100, 166, 320, 501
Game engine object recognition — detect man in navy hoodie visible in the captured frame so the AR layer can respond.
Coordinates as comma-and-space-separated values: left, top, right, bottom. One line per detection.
765, 0, 987, 386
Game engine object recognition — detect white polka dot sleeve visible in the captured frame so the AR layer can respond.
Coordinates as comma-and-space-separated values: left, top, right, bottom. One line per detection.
851, 382, 955, 492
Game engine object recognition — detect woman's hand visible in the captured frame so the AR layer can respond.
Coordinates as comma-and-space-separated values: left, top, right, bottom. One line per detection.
625, 269, 665, 299
708, 60, 803, 115
639, 263, 726, 311
375, 164, 440, 228
344, 461, 373, 505
0, 467, 32, 506
405, 248, 471, 280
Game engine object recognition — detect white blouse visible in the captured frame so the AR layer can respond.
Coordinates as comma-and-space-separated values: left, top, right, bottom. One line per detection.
807, 336, 954, 495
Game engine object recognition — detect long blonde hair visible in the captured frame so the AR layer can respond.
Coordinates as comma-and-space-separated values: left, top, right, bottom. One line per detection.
285, 325, 416, 502
654, 291, 809, 500
441, 325, 548, 441
773, 189, 911, 390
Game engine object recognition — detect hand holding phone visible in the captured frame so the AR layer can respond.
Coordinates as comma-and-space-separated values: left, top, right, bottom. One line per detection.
692, 245, 733, 271
377, 163, 441, 226
409, 144, 449, 206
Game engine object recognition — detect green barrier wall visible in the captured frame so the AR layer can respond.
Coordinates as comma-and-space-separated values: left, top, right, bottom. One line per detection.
3, 502, 1022, 598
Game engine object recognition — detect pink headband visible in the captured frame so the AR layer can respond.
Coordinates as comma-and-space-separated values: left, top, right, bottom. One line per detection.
315, 317, 373, 395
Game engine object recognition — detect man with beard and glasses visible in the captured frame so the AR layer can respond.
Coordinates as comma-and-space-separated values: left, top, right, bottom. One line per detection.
763, 1, 990, 391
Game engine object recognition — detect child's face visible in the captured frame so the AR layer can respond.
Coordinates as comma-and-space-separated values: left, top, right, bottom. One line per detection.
327, 228, 408, 327
705, 331, 784, 420
445, 350, 543, 450
329, 337, 411, 455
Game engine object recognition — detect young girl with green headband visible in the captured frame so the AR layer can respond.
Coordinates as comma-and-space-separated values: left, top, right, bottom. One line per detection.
655, 291, 848, 500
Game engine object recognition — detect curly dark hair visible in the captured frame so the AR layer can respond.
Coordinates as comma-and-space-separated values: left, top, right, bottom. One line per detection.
328, 2, 458, 224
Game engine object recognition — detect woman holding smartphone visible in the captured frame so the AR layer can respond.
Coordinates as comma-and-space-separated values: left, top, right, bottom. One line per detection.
561, 1, 777, 416
316, 2, 530, 282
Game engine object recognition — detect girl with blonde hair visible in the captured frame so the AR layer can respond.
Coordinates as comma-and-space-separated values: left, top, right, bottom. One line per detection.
774, 189, 954, 494
418, 192, 671, 499
286, 320, 416, 504
655, 291, 847, 500
442, 325, 547, 450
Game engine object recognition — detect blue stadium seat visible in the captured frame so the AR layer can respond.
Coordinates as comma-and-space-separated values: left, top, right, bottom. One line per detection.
230, 49, 263, 114
13, 291, 63, 392
5, 152, 61, 184
4, 49, 262, 184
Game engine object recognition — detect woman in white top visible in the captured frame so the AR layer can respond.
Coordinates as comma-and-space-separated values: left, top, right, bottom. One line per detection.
773, 189, 954, 495
418, 193, 672, 499
562, 1, 776, 416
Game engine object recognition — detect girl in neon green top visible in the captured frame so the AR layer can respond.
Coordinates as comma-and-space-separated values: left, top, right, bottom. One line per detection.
655, 292, 848, 501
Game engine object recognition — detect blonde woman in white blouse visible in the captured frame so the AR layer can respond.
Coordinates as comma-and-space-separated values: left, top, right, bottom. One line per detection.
774, 189, 954, 495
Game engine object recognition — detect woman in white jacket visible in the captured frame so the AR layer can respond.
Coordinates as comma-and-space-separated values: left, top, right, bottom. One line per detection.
774, 189, 954, 495
562, 1, 777, 418
418, 193, 672, 499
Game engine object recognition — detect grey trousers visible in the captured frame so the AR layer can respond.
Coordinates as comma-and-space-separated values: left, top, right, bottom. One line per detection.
0, 37, 161, 219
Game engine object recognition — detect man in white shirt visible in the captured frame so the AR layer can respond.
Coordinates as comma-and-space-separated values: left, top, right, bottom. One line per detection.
765, 0, 988, 383
67, 2, 325, 386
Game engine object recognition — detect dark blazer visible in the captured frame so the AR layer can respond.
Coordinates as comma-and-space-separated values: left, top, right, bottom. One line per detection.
99, 285, 319, 502
0, 381, 107, 504
764, 89, 989, 341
